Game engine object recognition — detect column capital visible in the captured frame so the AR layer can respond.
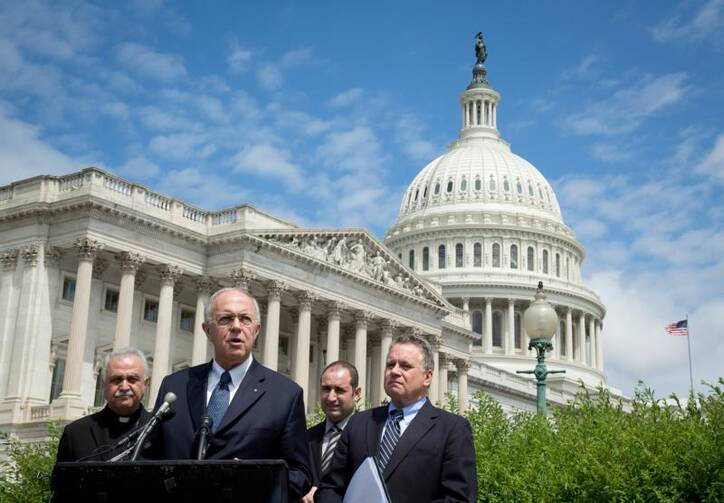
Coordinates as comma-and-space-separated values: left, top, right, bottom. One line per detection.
406, 326, 423, 338
427, 333, 443, 350
297, 291, 317, 310
379, 319, 398, 335
194, 275, 216, 294
438, 351, 448, 366
484, 297, 493, 306
454, 358, 470, 373
507, 298, 515, 305
92, 258, 108, 280
74, 237, 102, 262
22, 242, 41, 267
354, 310, 373, 329
118, 251, 145, 274
45, 246, 64, 267
1, 249, 19, 271
230, 267, 255, 292
327, 300, 346, 319
159, 264, 183, 286
266, 280, 287, 301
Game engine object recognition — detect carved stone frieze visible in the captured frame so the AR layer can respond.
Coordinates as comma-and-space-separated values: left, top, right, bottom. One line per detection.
263, 232, 442, 305
0, 249, 19, 271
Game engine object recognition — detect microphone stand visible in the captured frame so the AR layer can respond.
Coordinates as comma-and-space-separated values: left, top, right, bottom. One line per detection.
196, 416, 213, 460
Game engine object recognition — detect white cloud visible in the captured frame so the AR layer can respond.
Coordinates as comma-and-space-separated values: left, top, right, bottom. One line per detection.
149, 133, 208, 160
227, 43, 253, 74
0, 103, 80, 185
327, 88, 364, 108
695, 132, 724, 183
155, 167, 247, 209
116, 43, 187, 82
589, 142, 636, 162
257, 64, 282, 90
316, 126, 386, 174
394, 114, 437, 162
139, 106, 192, 131
651, 0, 724, 44
281, 47, 314, 66
562, 73, 688, 136
232, 143, 305, 188
561, 54, 600, 80
117, 156, 160, 180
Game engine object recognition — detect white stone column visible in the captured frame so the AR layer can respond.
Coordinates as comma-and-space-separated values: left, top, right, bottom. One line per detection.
369, 336, 382, 406
354, 312, 371, 406
565, 308, 573, 362
292, 292, 314, 411
378, 320, 395, 404
59, 239, 100, 405
113, 252, 144, 350
262, 281, 285, 370
428, 334, 441, 405
577, 312, 586, 363
596, 320, 604, 371
326, 301, 343, 365
484, 298, 493, 354
588, 316, 596, 367
522, 302, 531, 354
438, 353, 449, 404
506, 299, 515, 354
191, 276, 214, 365
0, 250, 19, 400
149, 264, 182, 405
461, 296, 471, 330
455, 359, 470, 414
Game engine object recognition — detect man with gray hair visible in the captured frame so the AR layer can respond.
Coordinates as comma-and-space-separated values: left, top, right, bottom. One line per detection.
55, 347, 151, 461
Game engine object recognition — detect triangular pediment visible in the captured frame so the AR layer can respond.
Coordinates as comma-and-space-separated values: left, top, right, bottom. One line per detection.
249, 229, 448, 311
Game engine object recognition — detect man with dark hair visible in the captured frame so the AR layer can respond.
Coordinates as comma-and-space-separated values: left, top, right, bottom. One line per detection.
151, 287, 312, 501
316, 334, 477, 502
302, 361, 361, 503
55, 347, 151, 462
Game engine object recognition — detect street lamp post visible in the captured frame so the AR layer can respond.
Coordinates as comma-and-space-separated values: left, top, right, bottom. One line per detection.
517, 281, 565, 415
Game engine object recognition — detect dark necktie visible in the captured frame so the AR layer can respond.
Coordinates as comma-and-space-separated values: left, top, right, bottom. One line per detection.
207, 371, 231, 433
320, 425, 342, 473
376, 409, 404, 471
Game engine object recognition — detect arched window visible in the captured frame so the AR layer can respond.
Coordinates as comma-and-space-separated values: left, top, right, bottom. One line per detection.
556, 253, 561, 277
446, 180, 453, 193
409, 249, 415, 270
398, 253, 402, 261
527, 246, 534, 271
492, 311, 502, 347
472, 311, 483, 334
475, 178, 481, 191
559, 320, 566, 356
510, 244, 518, 269
422, 247, 429, 271
489, 176, 497, 191
503, 177, 510, 192
566, 257, 570, 280
492, 243, 501, 268
414, 188, 419, 202
438, 245, 446, 269
528, 183, 535, 197
474, 243, 482, 267
434, 182, 440, 196
514, 313, 522, 349
460, 178, 467, 191
516, 180, 523, 194
455, 243, 464, 267
542, 250, 549, 274
423, 185, 428, 199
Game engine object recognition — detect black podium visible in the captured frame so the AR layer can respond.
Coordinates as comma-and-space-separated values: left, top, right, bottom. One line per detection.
51, 459, 289, 502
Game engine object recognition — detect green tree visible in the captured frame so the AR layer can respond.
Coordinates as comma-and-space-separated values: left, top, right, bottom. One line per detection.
0, 423, 60, 503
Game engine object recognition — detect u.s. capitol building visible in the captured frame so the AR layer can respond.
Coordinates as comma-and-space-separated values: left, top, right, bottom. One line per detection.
0, 40, 608, 436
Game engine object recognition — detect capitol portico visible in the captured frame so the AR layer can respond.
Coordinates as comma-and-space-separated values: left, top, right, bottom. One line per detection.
0, 38, 613, 436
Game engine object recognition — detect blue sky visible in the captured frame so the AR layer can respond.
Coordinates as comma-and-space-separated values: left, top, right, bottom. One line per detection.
1, 0, 722, 399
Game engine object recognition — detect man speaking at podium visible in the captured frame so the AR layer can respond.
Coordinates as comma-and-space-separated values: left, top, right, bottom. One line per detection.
315, 334, 477, 502
150, 287, 312, 501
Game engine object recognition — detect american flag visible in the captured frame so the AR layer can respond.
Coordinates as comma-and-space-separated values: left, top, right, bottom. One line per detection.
665, 319, 688, 336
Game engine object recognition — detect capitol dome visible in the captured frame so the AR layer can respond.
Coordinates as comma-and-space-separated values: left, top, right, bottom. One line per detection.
385, 34, 607, 393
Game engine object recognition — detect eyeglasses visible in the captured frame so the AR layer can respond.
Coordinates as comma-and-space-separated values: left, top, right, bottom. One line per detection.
214, 313, 257, 327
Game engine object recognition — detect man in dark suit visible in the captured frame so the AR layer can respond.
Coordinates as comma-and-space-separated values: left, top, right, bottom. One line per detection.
316, 334, 478, 503
55, 347, 151, 462
150, 287, 312, 501
303, 361, 361, 503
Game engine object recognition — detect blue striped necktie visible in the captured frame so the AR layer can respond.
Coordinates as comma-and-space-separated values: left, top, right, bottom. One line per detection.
376, 409, 404, 471
320, 425, 342, 473
207, 371, 231, 433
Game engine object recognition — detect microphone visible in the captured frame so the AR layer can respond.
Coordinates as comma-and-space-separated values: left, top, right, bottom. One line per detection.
196, 415, 213, 460
129, 392, 177, 461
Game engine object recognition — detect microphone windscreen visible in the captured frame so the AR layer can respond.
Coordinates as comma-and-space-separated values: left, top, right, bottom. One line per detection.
164, 392, 177, 404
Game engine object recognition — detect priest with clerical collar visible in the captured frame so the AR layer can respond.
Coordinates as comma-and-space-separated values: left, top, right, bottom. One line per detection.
55, 347, 152, 462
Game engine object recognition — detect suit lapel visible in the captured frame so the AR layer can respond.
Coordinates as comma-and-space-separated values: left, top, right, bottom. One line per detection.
216, 358, 266, 432
186, 362, 211, 432
366, 406, 388, 457
383, 400, 438, 479
310, 422, 325, 474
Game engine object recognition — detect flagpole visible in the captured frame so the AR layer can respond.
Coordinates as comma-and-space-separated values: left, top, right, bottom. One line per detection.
686, 314, 694, 395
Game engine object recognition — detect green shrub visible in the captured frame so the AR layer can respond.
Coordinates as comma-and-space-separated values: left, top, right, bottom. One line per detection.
0, 423, 60, 503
